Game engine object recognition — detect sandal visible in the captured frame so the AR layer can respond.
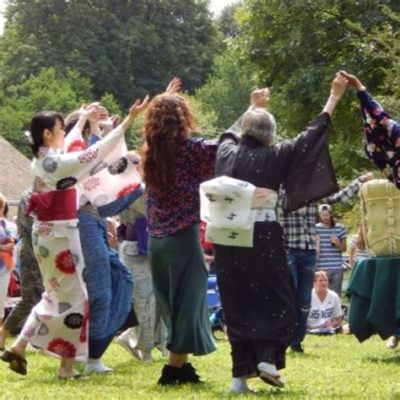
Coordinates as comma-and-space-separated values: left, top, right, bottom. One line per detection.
259, 370, 285, 388
1, 350, 27, 375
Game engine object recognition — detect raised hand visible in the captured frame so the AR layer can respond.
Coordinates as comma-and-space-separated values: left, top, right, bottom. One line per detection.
128, 95, 150, 119
330, 74, 348, 100
338, 71, 365, 91
121, 96, 150, 131
250, 87, 270, 108
80, 103, 101, 120
359, 172, 374, 182
166, 77, 181, 94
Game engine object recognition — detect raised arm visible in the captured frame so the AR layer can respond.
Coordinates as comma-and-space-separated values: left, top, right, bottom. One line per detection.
322, 73, 348, 116
121, 96, 150, 132
323, 172, 374, 204
44, 97, 149, 183
339, 70, 391, 127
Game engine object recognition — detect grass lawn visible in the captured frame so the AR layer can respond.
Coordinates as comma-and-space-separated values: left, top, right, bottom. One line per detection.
1, 332, 400, 399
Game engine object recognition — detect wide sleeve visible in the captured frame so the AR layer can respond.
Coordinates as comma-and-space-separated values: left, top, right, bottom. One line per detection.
64, 124, 87, 153
282, 112, 339, 212
40, 125, 125, 184
357, 90, 400, 174
215, 134, 239, 177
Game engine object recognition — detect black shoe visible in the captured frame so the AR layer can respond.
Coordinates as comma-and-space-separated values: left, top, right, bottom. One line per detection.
290, 343, 304, 353
180, 363, 202, 384
157, 365, 183, 385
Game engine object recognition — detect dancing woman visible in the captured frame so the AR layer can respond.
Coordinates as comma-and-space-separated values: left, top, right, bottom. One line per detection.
1, 98, 147, 378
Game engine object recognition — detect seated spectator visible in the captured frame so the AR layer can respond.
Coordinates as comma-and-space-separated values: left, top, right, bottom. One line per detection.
307, 271, 343, 334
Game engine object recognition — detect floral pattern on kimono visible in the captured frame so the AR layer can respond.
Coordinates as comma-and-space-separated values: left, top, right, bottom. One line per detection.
21, 125, 130, 359
357, 90, 400, 187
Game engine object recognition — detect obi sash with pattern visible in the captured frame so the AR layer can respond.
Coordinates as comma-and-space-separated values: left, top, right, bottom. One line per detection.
200, 175, 277, 247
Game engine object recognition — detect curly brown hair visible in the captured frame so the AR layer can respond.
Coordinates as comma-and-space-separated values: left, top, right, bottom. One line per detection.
141, 93, 197, 192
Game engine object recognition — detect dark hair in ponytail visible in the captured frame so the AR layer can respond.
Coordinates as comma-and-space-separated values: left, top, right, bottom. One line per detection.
29, 111, 64, 157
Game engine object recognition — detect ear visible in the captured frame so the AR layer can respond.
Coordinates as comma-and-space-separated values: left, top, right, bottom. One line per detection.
42, 128, 54, 147
43, 128, 53, 140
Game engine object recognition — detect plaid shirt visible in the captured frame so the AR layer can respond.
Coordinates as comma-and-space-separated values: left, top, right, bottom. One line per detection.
278, 178, 362, 250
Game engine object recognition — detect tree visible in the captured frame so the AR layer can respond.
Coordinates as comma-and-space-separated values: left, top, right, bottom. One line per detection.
0, 0, 219, 107
0, 67, 92, 155
196, 48, 256, 131
234, 0, 400, 177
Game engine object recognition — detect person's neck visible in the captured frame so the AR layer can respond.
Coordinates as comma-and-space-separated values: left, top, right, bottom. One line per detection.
316, 289, 327, 301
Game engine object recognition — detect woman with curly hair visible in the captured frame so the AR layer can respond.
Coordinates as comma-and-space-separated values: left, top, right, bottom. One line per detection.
142, 78, 217, 385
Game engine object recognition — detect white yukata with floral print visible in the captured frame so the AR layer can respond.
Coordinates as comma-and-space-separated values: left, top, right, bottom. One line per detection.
20, 124, 140, 360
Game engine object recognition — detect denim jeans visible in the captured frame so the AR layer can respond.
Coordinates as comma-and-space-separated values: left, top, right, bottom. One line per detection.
287, 248, 316, 345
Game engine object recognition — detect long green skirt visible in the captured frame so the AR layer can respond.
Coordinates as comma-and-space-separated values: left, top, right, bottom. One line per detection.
149, 224, 216, 355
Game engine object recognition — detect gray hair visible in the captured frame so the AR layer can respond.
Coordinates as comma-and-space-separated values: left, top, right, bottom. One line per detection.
241, 108, 276, 146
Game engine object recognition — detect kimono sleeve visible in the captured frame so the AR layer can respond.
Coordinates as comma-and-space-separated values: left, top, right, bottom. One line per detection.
282, 112, 339, 213
64, 125, 87, 153
215, 133, 239, 177
41, 125, 125, 184
358, 90, 400, 148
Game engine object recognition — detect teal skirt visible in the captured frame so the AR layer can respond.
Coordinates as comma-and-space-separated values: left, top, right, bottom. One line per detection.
149, 224, 216, 355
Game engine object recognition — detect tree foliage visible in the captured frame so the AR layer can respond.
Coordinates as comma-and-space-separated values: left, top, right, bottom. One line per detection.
0, 0, 218, 107
199, 0, 400, 178
0, 67, 92, 155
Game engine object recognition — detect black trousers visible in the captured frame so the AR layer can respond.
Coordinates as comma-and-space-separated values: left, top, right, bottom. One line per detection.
230, 339, 285, 378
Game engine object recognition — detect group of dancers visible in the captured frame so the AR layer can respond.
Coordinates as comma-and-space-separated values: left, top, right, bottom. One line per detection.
0, 70, 397, 392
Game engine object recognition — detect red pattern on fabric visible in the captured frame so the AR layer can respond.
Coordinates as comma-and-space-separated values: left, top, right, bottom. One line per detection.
47, 338, 77, 358
37, 222, 53, 237
22, 325, 36, 338
117, 183, 140, 199
78, 148, 99, 164
67, 140, 86, 153
83, 176, 101, 191
55, 250, 76, 274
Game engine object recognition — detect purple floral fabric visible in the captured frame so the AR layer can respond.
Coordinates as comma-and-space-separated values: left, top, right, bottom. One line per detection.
147, 138, 217, 237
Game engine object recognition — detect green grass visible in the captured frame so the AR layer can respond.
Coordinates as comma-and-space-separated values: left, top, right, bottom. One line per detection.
1, 332, 400, 399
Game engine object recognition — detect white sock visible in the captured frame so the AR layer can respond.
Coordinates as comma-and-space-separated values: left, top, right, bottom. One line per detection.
86, 358, 113, 373
230, 377, 249, 393
257, 362, 277, 375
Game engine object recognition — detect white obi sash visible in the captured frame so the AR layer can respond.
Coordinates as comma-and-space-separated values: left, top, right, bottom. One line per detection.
200, 176, 278, 247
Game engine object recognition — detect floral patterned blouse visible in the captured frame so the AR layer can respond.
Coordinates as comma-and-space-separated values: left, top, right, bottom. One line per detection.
358, 90, 400, 187
147, 137, 217, 237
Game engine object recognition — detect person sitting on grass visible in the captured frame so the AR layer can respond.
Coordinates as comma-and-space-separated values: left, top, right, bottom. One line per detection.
307, 271, 343, 334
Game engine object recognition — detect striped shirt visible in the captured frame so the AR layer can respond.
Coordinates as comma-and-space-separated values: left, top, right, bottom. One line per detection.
315, 223, 347, 270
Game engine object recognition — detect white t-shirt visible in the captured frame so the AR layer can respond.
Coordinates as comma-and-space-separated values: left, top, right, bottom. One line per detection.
307, 289, 342, 333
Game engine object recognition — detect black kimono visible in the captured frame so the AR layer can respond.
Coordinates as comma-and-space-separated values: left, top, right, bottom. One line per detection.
214, 112, 337, 377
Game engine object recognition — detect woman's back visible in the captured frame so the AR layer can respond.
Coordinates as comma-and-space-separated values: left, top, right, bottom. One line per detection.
147, 138, 217, 237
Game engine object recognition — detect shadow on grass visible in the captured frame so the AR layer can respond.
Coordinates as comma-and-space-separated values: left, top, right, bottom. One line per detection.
364, 354, 400, 364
